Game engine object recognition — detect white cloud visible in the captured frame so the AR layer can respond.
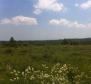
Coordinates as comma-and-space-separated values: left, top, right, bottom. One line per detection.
49, 18, 87, 28
0, 16, 38, 25
33, 0, 65, 14
77, 0, 91, 9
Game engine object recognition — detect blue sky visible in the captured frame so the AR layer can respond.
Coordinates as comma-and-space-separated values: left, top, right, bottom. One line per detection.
0, 0, 91, 40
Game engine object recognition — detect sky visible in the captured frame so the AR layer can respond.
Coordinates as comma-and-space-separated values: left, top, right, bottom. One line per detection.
0, 0, 91, 40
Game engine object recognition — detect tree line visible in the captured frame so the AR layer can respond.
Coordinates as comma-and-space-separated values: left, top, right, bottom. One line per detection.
1, 37, 91, 46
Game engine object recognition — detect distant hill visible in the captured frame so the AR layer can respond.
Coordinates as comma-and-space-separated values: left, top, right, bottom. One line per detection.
1, 38, 91, 45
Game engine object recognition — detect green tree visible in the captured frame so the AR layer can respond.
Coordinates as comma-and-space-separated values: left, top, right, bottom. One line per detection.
10, 37, 15, 42
61, 39, 69, 45
9, 37, 16, 47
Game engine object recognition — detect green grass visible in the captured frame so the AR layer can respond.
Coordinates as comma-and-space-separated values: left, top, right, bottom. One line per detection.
0, 44, 91, 83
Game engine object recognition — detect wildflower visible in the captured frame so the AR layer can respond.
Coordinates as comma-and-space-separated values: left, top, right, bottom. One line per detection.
16, 77, 19, 80
28, 66, 31, 70
25, 68, 28, 72
31, 67, 34, 71
15, 73, 18, 76
13, 69, 16, 73
10, 79, 14, 81
13, 78, 16, 80
17, 71, 20, 74
44, 74, 50, 78
8, 63, 85, 84
58, 70, 62, 73
30, 75, 35, 80
22, 72, 25, 76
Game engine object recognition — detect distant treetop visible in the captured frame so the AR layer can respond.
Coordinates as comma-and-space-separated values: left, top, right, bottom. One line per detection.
9, 37, 15, 42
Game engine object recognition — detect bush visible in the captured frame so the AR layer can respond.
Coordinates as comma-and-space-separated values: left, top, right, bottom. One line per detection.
8, 63, 85, 84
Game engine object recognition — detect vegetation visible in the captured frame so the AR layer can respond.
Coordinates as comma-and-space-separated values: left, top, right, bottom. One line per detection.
0, 38, 91, 83
8, 64, 85, 84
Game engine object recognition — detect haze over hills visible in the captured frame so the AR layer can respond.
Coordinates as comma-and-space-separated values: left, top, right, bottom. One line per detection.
1, 37, 91, 45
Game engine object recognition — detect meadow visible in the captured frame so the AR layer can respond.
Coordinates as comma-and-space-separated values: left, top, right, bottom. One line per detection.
0, 42, 91, 84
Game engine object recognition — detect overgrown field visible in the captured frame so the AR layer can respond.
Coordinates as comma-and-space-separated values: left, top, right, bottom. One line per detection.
0, 44, 91, 84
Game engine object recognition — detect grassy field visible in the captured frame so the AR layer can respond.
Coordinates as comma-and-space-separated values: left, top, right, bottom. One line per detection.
0, 44, 91, 84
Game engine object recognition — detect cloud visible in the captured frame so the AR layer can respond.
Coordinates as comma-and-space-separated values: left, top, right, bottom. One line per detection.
49, 18, 88, 28
0, 16, 38, 25
33, 0, 65, 15
76, 0, 91, 9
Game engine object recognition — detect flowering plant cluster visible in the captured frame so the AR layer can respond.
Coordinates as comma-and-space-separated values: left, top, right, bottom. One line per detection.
8, 63, 85, 84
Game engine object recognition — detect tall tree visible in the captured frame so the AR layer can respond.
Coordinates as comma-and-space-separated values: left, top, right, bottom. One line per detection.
9, 37, 16, 47
9, 37, 15, 43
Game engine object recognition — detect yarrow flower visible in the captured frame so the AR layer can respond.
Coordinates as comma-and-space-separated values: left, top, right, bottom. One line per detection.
8, 63, 85, 84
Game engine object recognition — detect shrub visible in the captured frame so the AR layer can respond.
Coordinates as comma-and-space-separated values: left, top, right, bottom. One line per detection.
8, 63, 85, 84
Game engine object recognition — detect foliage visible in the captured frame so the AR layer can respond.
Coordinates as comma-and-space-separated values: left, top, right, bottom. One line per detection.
8, 63, 85, 84
0, 44, 90, 83
8, 37, 16, 47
